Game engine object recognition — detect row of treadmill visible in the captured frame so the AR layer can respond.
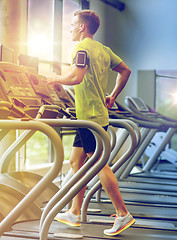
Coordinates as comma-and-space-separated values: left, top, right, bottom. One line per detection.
0, 62, 177, 239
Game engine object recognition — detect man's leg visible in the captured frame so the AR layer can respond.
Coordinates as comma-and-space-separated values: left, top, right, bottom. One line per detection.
55, 146, 87, 226
96, 163, 135, 236
97, 163, 127, 216
69, 147, 87, 215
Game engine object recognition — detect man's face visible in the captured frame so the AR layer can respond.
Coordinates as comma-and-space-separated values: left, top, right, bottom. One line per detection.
70, 15, 82, 41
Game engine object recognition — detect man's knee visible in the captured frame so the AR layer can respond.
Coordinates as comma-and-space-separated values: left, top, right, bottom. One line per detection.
70, 158, 84, 172
70, 157, 77, 168
69, 147, 87, 170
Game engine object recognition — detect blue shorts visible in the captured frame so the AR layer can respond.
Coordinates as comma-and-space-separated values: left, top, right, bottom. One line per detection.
73, 125, 108, 153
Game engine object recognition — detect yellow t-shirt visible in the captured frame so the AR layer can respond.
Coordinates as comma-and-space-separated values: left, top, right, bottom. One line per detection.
72, 38, 122, 126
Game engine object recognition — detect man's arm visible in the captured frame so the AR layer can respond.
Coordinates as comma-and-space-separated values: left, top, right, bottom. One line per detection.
47, 65, 87, 86
106, 61, 131, 109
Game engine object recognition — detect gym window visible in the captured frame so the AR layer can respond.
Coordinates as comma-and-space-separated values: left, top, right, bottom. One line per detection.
24, 0, 83, 171
27, 0, 83, 74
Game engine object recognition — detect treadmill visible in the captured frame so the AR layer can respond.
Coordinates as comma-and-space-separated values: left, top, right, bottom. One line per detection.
1, 117, 177, 240
0, 63, 176, 239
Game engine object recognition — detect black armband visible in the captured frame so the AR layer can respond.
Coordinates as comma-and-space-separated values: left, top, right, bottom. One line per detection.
73, 51, 89, 68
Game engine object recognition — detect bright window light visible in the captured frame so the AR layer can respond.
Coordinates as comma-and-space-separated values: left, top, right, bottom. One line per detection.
27, 0, 54, 61
171, 92, 177, 104
28, 32, 53, 59
156, 75, 177, 119
62, 0, 81, 64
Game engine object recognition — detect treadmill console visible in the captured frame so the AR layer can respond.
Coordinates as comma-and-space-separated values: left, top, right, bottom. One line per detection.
24, 68, 65, 108
0, 62, 75, 118
0, 63, 39, 106
125, 96, 149, 112
53, 83, 75, 108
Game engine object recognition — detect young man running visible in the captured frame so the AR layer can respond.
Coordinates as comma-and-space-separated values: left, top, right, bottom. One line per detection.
48, 10, 135, 236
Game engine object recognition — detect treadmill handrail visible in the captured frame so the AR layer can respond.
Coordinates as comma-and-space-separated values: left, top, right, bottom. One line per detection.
119, 119, 141, 146
0, 119, 64, 236
125, 96, 177, 128
0, 129, 36, 173
37, 119, 111, 240
107, 119, 140, 167
0, 104, 74, 173
108, 125, 117, 151
109, 109, 165, 130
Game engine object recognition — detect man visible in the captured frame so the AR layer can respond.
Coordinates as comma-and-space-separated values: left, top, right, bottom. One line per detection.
48, 10, 135, 236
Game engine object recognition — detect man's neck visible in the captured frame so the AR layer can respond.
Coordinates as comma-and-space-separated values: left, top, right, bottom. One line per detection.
80, 32, 93, 41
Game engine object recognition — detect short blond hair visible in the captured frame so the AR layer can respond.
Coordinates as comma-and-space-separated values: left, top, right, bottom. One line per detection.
74, 10, 100, 35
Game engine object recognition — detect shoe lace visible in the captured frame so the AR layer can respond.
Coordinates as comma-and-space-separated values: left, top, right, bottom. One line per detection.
110, 214, 119, 228
110, 214, 118, 218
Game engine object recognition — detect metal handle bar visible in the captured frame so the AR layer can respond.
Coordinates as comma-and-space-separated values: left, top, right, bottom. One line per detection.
108, 125, 117, 151
0, 104, 71, 173
0, 119, 64, 236
37, 119, 111, 240
39, 120, 104, 229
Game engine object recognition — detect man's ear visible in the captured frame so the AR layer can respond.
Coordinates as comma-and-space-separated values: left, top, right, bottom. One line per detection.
79, 23, 85, 32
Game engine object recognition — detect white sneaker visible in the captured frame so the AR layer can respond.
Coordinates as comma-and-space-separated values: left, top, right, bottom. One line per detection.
55, 209, 81, 227
104, 212, 135, 236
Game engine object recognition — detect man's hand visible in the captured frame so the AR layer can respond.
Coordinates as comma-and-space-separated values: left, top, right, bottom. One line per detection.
106, 95, 115, 109
46, 73, 60, 84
